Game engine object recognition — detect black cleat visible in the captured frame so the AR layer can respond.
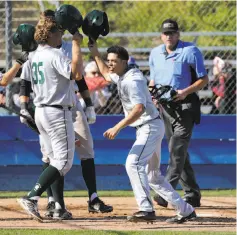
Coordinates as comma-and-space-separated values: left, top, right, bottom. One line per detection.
88, 197, 113, 213
183, 197, 201, 208
44, 201, 55, 218
166, 210, 197, 224
153, 194, 168, 208
127, 211, 156, 223
17, 197, 43, 222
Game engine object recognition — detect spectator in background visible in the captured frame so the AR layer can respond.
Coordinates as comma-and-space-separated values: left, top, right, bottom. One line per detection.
0, 72, 5, 106
0, 85, 5, 106
0, 87, 7, 116
128, 56, 139, 69
211, 57, 235, 114
78, 61, 111, 113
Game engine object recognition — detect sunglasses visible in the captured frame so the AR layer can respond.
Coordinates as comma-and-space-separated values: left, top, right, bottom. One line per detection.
91, 71, 99, 75
163, 31, 178, 36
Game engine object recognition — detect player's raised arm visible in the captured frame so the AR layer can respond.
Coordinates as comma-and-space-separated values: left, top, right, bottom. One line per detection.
71, 31, 83, 81
0, 51, 30, 87
0, 63, 21, 87
88, 41, 111, 83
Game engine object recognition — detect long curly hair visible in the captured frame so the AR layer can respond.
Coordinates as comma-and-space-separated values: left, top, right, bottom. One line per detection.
34, 17, 58, 44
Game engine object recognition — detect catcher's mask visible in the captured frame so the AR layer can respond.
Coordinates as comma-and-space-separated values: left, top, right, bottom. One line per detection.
149, 85, 177, 105
82, 10, 109, 42
13, 24, 38, 52
55, 4, 83, 34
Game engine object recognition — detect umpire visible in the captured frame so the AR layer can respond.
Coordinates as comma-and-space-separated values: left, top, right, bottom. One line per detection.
149, 19, 208, 207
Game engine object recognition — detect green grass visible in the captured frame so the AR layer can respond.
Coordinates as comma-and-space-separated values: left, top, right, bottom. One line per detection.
0, 230, 235, 235
0, 189, 235, 198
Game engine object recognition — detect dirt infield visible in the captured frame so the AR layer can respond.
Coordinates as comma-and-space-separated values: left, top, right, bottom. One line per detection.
0, 197, 235, 232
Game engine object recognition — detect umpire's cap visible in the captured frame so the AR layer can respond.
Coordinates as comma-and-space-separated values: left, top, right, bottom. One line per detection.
161, 19, 179, 33
13, 24, 38, 52
55, 4, 83, 34
82, 10, 109, 41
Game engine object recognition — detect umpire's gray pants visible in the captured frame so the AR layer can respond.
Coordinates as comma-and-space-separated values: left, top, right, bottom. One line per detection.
160, 104, 201, 199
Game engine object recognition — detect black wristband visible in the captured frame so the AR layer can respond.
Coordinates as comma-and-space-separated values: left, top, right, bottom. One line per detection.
20, 102, 28, 110
84, 97, 93, 107
20, 79, 31, 97
16, 52, 28, 65
76, 76, 88, 92
16, 59, 24, 66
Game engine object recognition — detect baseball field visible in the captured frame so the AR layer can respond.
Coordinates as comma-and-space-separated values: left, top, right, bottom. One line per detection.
0, 190, 235, 235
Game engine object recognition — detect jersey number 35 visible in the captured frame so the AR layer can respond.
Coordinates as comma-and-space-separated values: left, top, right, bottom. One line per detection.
32, 62, 45, 85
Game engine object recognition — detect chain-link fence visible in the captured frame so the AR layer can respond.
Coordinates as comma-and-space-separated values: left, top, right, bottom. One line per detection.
0, 1, 236, 115
0, 1, 6, 71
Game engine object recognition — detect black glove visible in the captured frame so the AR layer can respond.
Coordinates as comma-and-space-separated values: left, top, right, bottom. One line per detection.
20, 103, 40, 134
16, 51, 29, 65
25, 118, 40, 135
20, 109, 40, 134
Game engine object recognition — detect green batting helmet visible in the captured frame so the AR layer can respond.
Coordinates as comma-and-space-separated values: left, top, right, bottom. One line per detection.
55, 4, 83, 35
82, 10, 109, 42
13, 24, 37, 52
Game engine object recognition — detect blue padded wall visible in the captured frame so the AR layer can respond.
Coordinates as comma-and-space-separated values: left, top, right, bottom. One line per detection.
0, 115, 235, 190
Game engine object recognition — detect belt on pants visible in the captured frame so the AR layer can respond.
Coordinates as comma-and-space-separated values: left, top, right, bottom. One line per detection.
39, 104, 72, 111
134, 115, 161, 130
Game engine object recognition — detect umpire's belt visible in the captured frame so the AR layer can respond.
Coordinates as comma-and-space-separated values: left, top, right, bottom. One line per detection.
40, 104, 72, 111
134, 115, 160, 130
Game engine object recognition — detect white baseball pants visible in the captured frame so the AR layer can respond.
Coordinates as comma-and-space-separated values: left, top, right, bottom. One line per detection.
35, 106, 75, 176
125, 118, 194, 217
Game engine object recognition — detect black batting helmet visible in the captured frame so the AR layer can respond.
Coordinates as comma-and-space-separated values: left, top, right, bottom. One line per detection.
82, 10, 109, 41
55, 4, 83, 35
13, 24, 38, 52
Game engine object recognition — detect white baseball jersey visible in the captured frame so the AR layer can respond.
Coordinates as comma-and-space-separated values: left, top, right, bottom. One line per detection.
109, 68, 159, 127
60, 40, 72, 59
21, 59, 35, 92
60, 40, 79, 93
24, 45, 75, 107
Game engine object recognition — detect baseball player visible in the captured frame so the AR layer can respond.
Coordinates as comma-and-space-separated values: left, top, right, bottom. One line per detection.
17, 15, 84, 222
19, 8, 113, 220
0, 24, 37, 87
41, 8, 112, 218
88, 42, 197, 223
61, 41, 113, 213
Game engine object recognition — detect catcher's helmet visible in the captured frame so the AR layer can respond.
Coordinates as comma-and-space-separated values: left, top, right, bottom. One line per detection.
82, 10, 109, 41
55, 4, 83, 34
13, 24, 37, 52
